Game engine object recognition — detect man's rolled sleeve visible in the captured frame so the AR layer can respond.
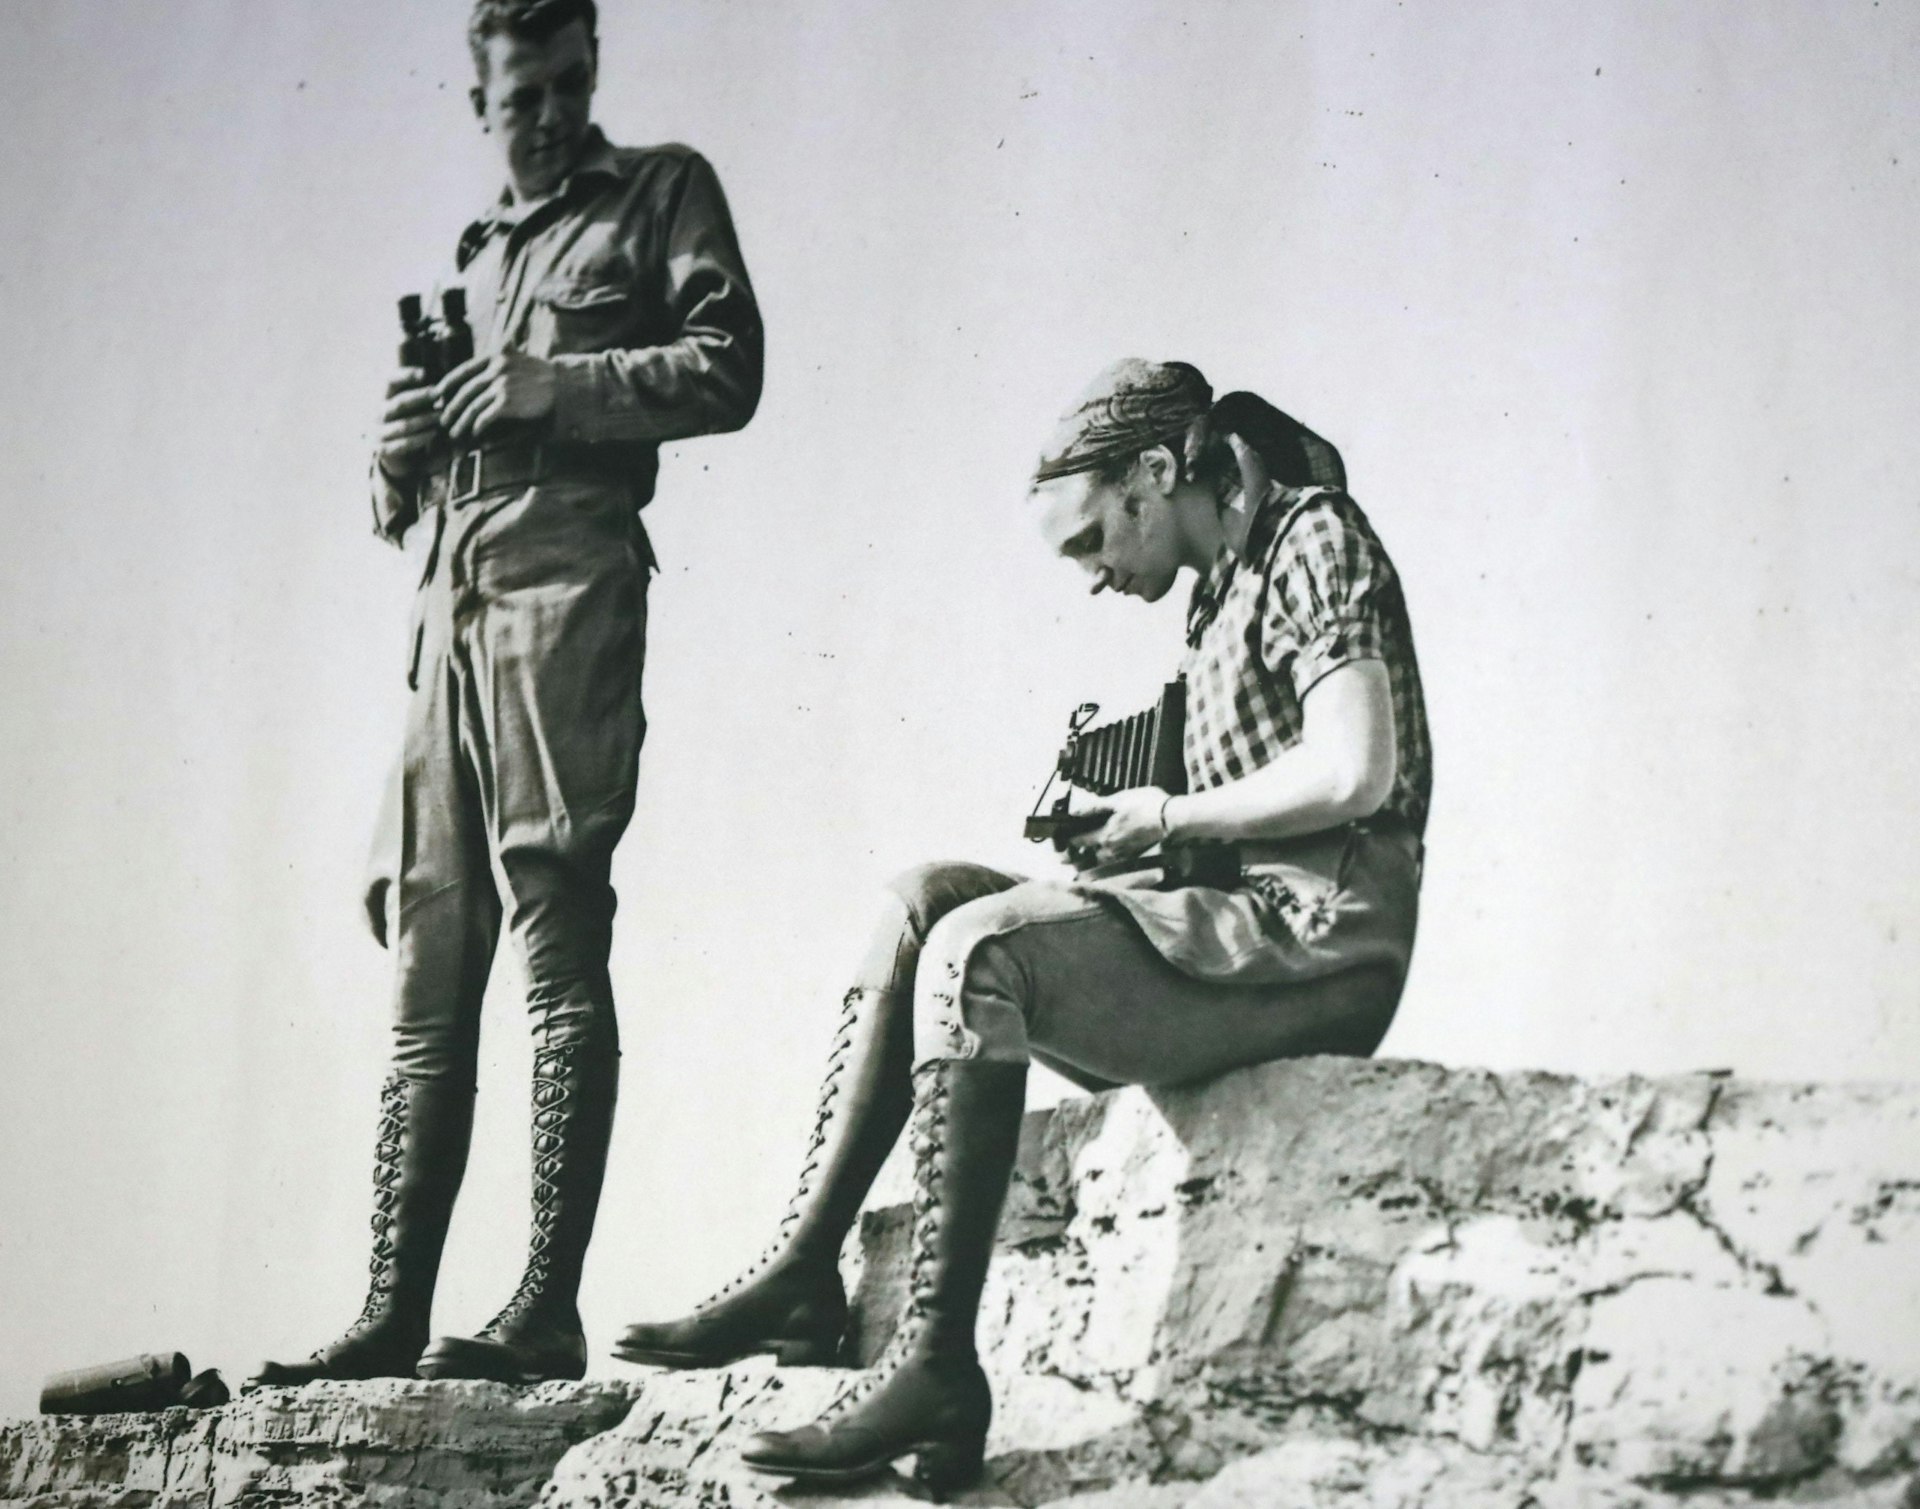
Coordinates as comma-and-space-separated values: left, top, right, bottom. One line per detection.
548, 153, 763, 445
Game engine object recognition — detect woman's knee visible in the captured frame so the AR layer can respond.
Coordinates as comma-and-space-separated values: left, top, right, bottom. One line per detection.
913, 899, 1071, 1067
885, 861, 1018, 940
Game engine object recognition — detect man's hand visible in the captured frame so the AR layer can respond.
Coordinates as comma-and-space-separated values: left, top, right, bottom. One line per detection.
1065, 786, 1171, 868
363, 875, 391, 950
377, 367, 441, 479
436, 351, 559, 442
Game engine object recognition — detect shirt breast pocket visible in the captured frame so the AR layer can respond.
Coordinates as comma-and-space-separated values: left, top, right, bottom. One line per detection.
531, 276, 634, 356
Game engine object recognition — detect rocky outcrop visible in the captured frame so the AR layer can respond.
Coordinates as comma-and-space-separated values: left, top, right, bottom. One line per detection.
0, 1379, 635, 1508
7, 1059, 1919, 1508
543, 1059, 1920, 1508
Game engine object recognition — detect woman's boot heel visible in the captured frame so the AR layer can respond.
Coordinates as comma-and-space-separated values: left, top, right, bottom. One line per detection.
912, 1432, 987, 1499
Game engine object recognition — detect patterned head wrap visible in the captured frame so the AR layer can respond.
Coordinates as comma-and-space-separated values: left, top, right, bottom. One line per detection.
1032, 359, 1212, 484
1032, 359, 1347, 492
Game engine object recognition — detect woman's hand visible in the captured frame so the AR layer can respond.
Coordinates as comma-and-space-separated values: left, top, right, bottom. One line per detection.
1066, 786, 1171, 868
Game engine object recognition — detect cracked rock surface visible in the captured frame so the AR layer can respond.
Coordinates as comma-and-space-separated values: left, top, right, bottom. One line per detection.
0, 1379, 636, 1507
543, 1059, 1920, 1508
8, 1059, 1918, 1507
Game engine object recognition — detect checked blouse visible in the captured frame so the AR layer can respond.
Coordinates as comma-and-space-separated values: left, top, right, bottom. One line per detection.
1180, 484, 1431, 837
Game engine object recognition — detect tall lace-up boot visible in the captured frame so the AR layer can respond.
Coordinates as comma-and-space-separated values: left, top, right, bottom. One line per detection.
614, 986, 914, 1370
249, 1073, 474, 1387
416, 1037, 618, 1382
740, 1057, 1027, 1497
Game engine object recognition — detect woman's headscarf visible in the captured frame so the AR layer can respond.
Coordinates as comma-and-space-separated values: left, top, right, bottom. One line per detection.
1031, 358, 1346, 492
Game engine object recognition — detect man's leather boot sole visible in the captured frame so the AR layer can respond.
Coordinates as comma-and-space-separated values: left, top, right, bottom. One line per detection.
246, 1076, 474, 1392
247, 1343, 425, 1389
414, 1332, 587, 1384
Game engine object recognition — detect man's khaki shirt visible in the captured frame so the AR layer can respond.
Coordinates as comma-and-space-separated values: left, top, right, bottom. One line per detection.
374, 127, 763, 541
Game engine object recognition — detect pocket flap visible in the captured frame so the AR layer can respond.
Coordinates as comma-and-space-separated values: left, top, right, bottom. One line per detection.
536, 279, 629, 312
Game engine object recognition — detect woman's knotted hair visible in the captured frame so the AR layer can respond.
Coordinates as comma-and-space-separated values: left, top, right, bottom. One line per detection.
1031, 359, 1345, 505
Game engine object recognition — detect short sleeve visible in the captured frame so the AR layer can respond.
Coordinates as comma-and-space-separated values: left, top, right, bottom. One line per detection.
1259, 497, 1396, 700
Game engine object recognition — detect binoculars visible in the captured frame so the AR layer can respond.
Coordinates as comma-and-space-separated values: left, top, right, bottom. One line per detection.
397, 289, 475, 384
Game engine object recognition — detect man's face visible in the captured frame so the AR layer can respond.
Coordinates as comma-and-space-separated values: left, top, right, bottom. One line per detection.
1035, 462, 1185, 603
473, 21, 598, 201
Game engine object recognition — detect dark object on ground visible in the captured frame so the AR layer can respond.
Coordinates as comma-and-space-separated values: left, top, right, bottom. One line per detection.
179, 1369, 230, 1409
40, 1353, 190, 1415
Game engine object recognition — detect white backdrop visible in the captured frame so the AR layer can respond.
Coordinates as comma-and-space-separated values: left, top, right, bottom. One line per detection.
1, 0, 1916, 1416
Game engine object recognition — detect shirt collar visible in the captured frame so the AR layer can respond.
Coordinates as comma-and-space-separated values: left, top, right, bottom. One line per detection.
1182, 480, 1304, 647
458, 126, 623, 260
561, 125, 623, 188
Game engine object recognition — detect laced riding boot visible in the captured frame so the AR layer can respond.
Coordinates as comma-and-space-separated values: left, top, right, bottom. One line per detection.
417, 1036, 618, 1382
249, 1073, 474, 1387
614, 986, 914, 1369
741, 1057, 1027, 1497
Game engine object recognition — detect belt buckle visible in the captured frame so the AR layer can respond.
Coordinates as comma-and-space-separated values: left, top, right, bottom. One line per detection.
448, 448, 484, 505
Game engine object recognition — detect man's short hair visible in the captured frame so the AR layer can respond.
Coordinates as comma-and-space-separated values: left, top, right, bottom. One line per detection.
468, 0, 599, 75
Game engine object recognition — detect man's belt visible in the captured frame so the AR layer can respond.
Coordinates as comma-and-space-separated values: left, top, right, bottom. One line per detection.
427, 440, 630, 508
448, 441, 549, 504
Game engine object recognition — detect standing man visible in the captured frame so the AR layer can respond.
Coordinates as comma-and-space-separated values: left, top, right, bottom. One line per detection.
252, 0, 762, 1388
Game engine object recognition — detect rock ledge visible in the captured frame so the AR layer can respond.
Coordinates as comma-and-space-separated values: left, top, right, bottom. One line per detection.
6, 1058, 1918, 1508
0, 1378, 635, 1508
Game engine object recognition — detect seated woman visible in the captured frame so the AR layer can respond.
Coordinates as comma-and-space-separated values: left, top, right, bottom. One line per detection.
615, 359, 1432, 1495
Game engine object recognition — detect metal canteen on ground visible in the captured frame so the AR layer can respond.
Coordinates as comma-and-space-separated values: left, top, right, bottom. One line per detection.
38, 1352, 227, 1415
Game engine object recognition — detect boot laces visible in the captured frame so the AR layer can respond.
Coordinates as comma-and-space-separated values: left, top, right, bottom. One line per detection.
821, 1060, 951, 1422
482, 1041, 575, 1336
694, 988, 869, 1310
346, 1073, 411, 1337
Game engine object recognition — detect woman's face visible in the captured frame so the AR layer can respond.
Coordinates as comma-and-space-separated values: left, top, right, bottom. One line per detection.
1034, 462, 1186, 603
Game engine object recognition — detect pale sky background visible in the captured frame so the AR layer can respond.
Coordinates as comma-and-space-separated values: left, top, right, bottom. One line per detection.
1, 0, 1916, 1417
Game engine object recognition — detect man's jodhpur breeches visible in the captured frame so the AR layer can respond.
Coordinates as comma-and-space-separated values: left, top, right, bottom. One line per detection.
388, 480, 648, 1088
243, 480, 649, 1387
